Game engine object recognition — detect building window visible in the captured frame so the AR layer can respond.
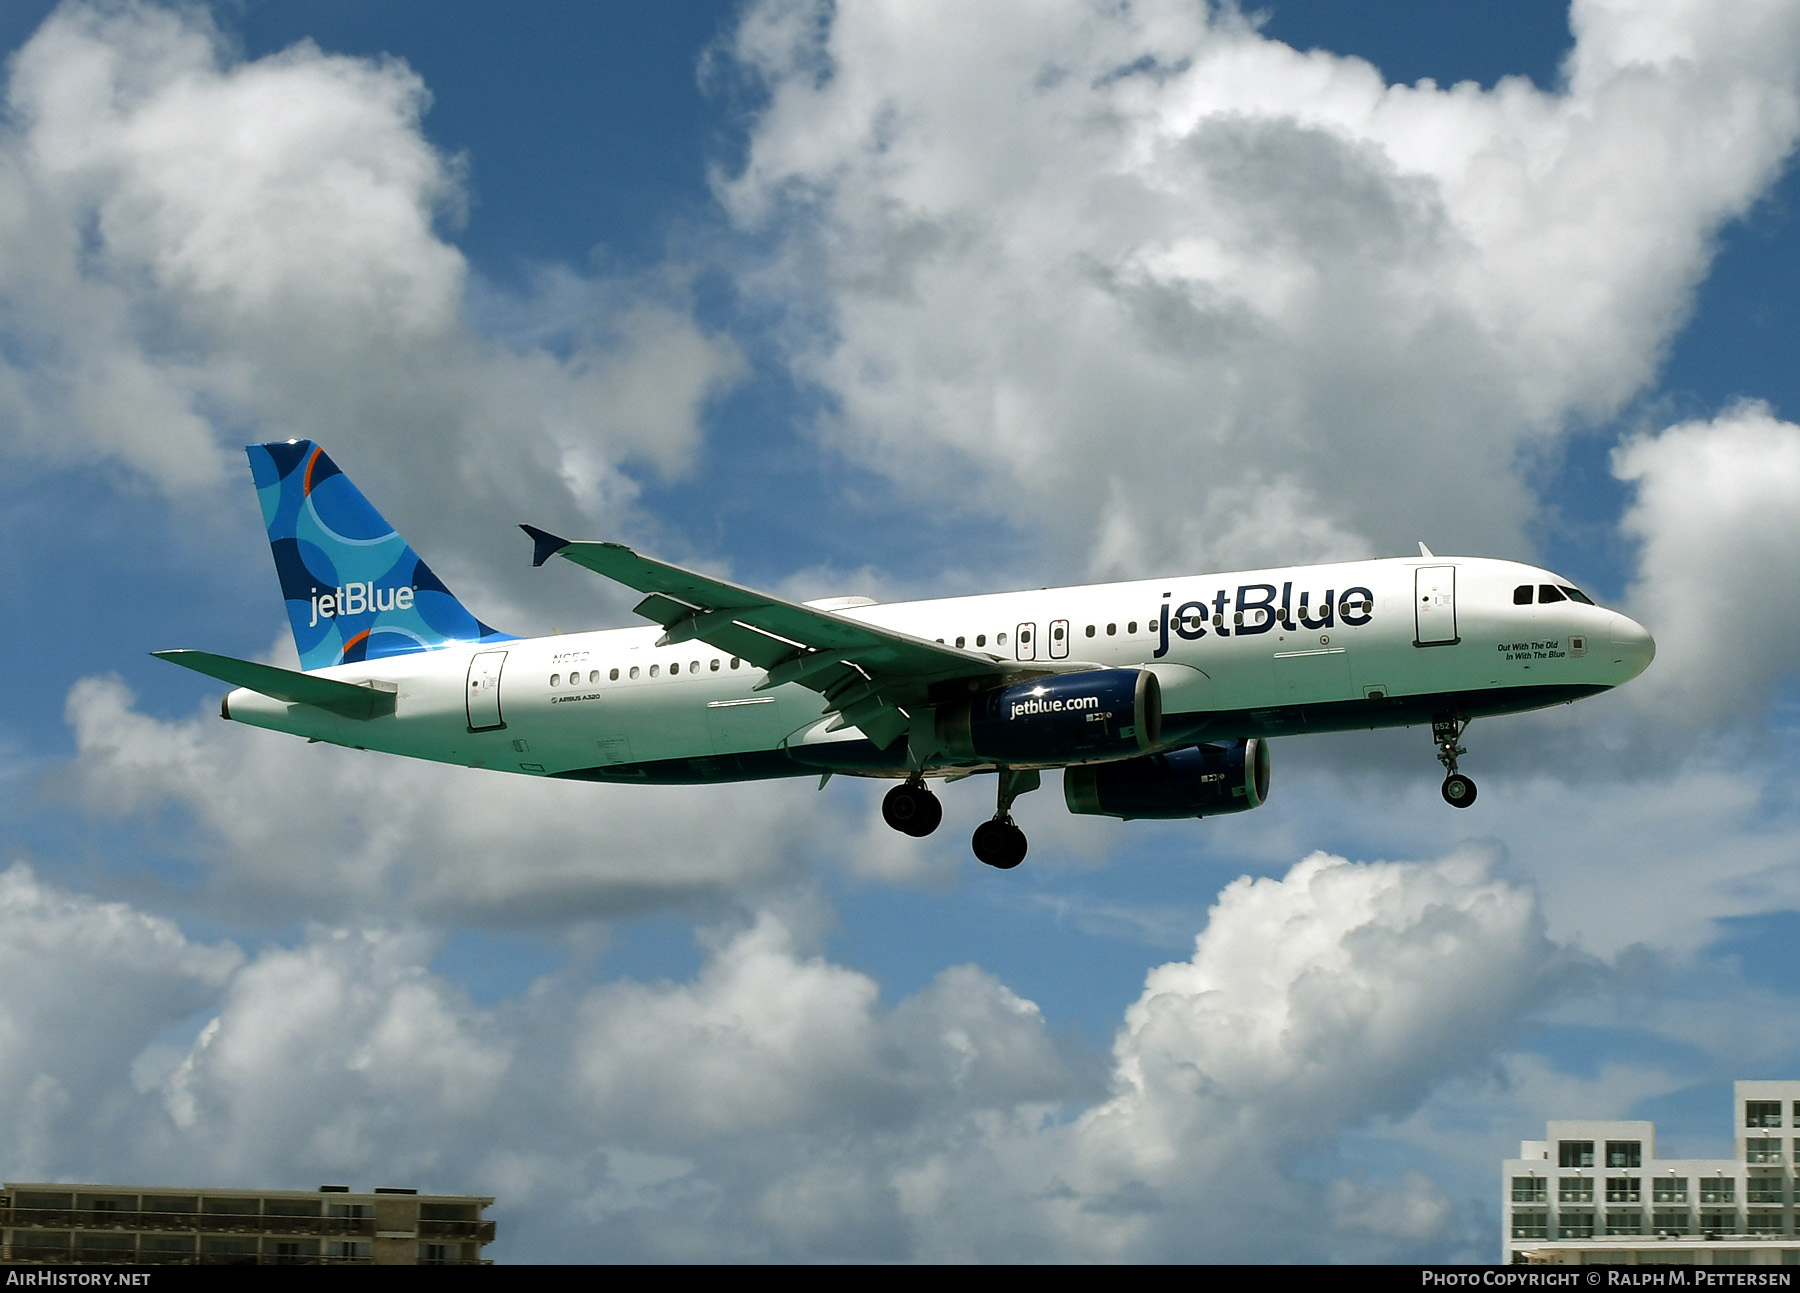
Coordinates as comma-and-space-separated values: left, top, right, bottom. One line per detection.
1747, 1212, 1784, 1236
1606, 1141, 1642, 1168
1560, 1177, 1595, 1203
1746, 1101, 1782, 1128
1700, 1209, 1737, 1234
1746, 1138, 1783, 1164
1701, 1180, 1736, 1204
1605, 1209, 1644, 1236
1606, 1177, 1641, 1203
1652, 1210, 1692, 1235
1558, 1211, 1595, 1239
1654, 1178, 1689, 1203
1747, 1179, 1786, 1204
1512, 1178, 1547, 1204
1559, 1141, 1595, 1168
1510, 1211, 1548, 1240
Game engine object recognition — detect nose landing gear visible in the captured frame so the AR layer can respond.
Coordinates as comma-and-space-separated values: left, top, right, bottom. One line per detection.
1433, 714, 1477, 808
881, 778, 943, 837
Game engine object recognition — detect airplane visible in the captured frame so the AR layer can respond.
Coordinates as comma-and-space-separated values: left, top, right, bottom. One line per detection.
155, 441, 1656, 869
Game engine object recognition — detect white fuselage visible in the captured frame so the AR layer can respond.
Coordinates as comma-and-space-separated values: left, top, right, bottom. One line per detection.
223, 555, 1654, 784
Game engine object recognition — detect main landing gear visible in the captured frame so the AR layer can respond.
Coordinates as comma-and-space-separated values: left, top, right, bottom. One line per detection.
879, 768, 1039, 868
971, 768, 1038, 870
1433, 714, 1477, 808
882, 778, 943, 838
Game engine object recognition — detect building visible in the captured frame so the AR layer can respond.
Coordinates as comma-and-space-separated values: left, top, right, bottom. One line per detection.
1503, 1080, 1800, 1265
0, 1182, 495, 1265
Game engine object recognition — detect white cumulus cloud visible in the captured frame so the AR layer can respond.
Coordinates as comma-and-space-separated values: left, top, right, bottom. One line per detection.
717, 0, 1800, 575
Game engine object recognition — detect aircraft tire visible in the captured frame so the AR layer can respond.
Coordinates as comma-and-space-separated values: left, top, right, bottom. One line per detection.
972, 819, 1027, 869
1441, 773, 1477, 808
883, 784, 943, 837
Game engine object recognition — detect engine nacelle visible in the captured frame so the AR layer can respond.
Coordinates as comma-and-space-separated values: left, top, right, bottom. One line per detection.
1063, 739, 1271, 820
937, 669, 1161, 764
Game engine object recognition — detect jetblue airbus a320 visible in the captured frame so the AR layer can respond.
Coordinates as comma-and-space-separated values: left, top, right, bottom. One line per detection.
156, 442, 1655, 868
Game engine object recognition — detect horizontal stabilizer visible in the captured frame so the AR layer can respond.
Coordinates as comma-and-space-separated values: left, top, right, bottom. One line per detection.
153, 650, 397, 719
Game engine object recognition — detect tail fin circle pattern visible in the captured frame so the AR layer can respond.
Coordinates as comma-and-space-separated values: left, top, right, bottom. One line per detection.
249, 441, 512, 670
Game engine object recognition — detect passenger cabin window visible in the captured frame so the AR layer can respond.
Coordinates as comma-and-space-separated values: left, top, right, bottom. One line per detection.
1128, 622, 1138, 633
955, 636, 965, 648
998, 632, 1008, 645
1515, 585, 1533, 604
630, 666, 640, 680
731, 658, 741, 669
710, 659, 720, 672
670, 662, 679, 675
550, 674, 560, 687
1085, 625, 1095, 637
610, 669, 619, 681
1106, 623, 1117, 636
976, 634, 986, 647
649, 665, 659, 678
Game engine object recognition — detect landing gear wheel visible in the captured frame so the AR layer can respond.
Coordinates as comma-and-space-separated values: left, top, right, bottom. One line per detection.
882, 783, 943, 837
1431, 714, 1476, 809
972, 819, 1028, 869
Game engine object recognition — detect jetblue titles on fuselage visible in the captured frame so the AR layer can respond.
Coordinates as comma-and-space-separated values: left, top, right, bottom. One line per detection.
1151, 582, 1374, 657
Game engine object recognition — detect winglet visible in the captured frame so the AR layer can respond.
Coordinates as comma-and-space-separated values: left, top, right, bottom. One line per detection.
521, 524, 570, 568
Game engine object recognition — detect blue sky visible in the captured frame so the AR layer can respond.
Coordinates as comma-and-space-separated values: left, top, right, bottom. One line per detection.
4, 0, 1800, 1263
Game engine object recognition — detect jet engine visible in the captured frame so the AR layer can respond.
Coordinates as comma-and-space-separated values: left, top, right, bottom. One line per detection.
937, 669, 1161, 763
1063, 738, 1270, 819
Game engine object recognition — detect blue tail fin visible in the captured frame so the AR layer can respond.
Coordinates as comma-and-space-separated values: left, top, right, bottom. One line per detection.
248, 441, 512, 671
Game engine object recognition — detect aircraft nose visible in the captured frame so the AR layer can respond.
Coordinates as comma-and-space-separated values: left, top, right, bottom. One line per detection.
1609, 613, 1655, 682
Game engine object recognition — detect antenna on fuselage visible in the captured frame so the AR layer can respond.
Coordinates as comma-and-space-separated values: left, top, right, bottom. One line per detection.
1418, 541, 1436, 557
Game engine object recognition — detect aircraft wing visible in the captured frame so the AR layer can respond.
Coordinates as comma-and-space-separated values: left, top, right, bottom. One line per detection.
522, 526, 1033, 750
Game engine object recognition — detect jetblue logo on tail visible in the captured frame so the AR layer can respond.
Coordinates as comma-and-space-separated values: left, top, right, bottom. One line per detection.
309, 583, 417, 626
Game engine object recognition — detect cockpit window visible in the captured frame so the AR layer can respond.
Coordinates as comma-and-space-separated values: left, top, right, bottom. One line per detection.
1538, 584, 1566, 604
1559, 585, 1595, 605
1514, 585, 1533, 605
